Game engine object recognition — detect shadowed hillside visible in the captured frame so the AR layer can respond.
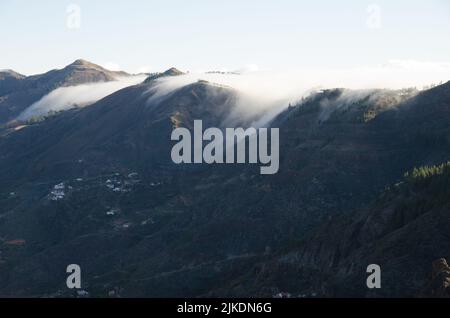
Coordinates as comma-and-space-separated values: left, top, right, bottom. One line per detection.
0, 79, 449, 297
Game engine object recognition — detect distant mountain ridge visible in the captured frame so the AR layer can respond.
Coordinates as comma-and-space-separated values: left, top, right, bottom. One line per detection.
0, 69, 26, 80
144, 67, 185, 83
0, 59, 131, 124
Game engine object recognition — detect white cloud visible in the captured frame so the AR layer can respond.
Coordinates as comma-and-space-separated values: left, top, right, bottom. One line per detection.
235, 64, 260, 74
17, 59, 450, 126
143, 59, 450, 126
18, 75, 146, 121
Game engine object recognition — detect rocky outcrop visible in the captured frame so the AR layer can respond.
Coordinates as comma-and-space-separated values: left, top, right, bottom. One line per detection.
421, 258, 450, 297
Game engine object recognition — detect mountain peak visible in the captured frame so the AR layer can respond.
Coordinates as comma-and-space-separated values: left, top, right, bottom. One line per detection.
144, 67, 185, 83
163, 67, 184, 76
71, 59, 96, 67
0, 69, 26, 79
67, 59, 110, 72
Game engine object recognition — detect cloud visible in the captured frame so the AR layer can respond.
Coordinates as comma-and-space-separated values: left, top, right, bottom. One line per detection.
143, 59, 450, 126
235, 64, 260, 74
18, 75, 146, 121
18, 59, 450, 126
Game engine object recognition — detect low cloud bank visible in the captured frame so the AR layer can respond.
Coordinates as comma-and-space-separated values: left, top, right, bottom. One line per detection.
17, 59, 450, 126
145, 60, 450, 126
18, 75, 146, 121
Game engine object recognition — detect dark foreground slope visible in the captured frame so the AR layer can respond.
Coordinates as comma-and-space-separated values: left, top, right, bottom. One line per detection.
0, 76, 263, 296
231, 162, 450, 297
0, 81, 449, 297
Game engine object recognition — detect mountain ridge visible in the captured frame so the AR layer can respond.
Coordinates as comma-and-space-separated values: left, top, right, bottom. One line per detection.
0, 59, 131, 123
144, 67, 185, 83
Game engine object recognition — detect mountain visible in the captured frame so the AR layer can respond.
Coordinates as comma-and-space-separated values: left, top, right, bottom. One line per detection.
0, 72, 260, 183
0, 70, 26, 96
0, 69, 25, 79
231, 162, 450, 297
0, 72, 266, 297
144, 67, 185, 83
205, 83, 450, 297
0, 59, 130, 124
0, 76, 449, 297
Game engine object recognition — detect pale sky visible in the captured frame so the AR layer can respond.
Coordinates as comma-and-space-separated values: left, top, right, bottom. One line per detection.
1, 0, 449, 75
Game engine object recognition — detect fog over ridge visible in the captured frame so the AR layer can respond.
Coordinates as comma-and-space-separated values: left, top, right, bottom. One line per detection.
143, 60, 450, 126
16, 60, 450, 125
18, 75, 147, 121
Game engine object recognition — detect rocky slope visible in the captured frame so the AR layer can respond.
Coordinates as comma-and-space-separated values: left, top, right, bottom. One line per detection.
421, 258, 450, 297
222, 162, 450, 297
